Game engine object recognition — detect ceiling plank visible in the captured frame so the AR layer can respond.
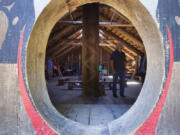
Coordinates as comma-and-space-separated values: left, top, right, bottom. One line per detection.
48, 26, 81, 46
99, 27, 143, 56
100, 46, 112, 54
59, 21, 133, 27
99, 13, 143, 48
50, 44, 73, 58
50, 13, 83, 37
47, 28, 82, 56
108, 8, 131, 23
54, 45, 80, 59
100, 30, 137, 59
55, 38, 117, 43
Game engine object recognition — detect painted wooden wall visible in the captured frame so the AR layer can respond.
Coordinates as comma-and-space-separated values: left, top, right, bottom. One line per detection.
0, 0, 180, 134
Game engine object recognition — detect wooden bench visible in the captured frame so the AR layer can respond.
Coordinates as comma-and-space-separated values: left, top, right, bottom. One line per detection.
62, 80, 114, 90
58, 79, 127, 90
66, 80, 82, 90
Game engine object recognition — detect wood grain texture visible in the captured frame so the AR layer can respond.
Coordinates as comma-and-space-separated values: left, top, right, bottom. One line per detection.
156, 62, 180, 135
0, 11, 8, 49
82, 3, 100, 97
0, 64, 34, 135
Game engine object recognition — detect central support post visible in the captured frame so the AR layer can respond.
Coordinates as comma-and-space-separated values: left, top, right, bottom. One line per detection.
82, 3, 100, 97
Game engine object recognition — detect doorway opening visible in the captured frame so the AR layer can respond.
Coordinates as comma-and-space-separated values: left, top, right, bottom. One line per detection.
45, 3, 146, 126
26, 0, 164, 134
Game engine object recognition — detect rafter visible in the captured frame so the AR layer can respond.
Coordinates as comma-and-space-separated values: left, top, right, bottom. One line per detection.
54, 45, 80, 59
47, 28, 82, 56
55, 38, 117, 43
50, 44, 73, 58
109, 8, 131, 23
99, 13, 143, 48
48, 26, 81, 46
100, 46, 112, 54
50, 13, 83, 37
99, 42, 134, 60
100, 31, 135, 54
109, 45, 135, 60
100, 30, 137, 59
59, 20, 133, 27
99, 27, 143, 56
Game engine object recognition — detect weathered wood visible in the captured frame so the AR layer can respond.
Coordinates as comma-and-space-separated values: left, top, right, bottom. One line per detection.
50, 10, 82, 36
47, 28, 81, 57
107, 43, 135, 60
54, 45, 79, 59
100, 30, 139, 57
108, 7, 131, 24
52, 38, 116, 43
48, 14, 83, 45
51, 43, 73, 57
99, 31, 136, 60
100, 27, 143, 56
47, 26, 81, 49
59, 20, 133, 27
99, 13, 143, 48
156, 63, 180, 134
82, 3, 100, 97
48, 25, 77, 45
100, 46, 112, 54
0, 64, 34, 134
0, 11, 8, 49
101, 23, 133, 27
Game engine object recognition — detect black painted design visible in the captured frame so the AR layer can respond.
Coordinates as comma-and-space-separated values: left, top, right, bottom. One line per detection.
0, 0, 35, 63
157, 0, 180, 62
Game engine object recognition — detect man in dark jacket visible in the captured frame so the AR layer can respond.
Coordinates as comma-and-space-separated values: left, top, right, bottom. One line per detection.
139, 53, 147, 84
111, 41, 126, 98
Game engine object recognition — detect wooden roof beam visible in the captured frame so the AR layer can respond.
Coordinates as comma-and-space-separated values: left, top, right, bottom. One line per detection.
50, 14, 83, 37
51, 41, 135, 60
99, 32, 136, 60
100, 46, 112, 54
109, 45, 135, 60
109, 8, 131, 23
47, 28, 82, 56
50, 44, 73, 58
48, 25, 81, 46
50, 42, 118, 47
99, 30, 138, 58
59, 20, 133, 27
54, 45, 80, 59
100, 43, 134, 60
99, 13, 143, 48
55, 38, 117, 43
99, 27, 143, 56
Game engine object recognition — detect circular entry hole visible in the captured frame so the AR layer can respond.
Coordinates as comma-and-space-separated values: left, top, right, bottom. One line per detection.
26, 0, 164, 134
45, 3, 146, 126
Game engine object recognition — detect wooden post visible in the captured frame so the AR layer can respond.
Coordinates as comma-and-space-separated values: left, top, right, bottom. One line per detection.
82, 3, 100, 97
100, 47, 102, 65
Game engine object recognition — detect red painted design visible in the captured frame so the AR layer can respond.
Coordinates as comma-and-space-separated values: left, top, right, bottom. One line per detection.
135, 25, 174, 135
17, 26, 58, 135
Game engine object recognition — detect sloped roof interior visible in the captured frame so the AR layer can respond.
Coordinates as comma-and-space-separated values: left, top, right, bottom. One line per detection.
46, 3, 145, 72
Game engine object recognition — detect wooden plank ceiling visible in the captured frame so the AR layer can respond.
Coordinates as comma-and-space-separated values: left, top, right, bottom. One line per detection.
46, 3, 145, 72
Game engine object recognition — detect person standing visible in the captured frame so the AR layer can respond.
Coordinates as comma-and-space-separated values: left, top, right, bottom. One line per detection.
139, 53, 146, 84
47, 59, 53, 78
110, 41, 126, 98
